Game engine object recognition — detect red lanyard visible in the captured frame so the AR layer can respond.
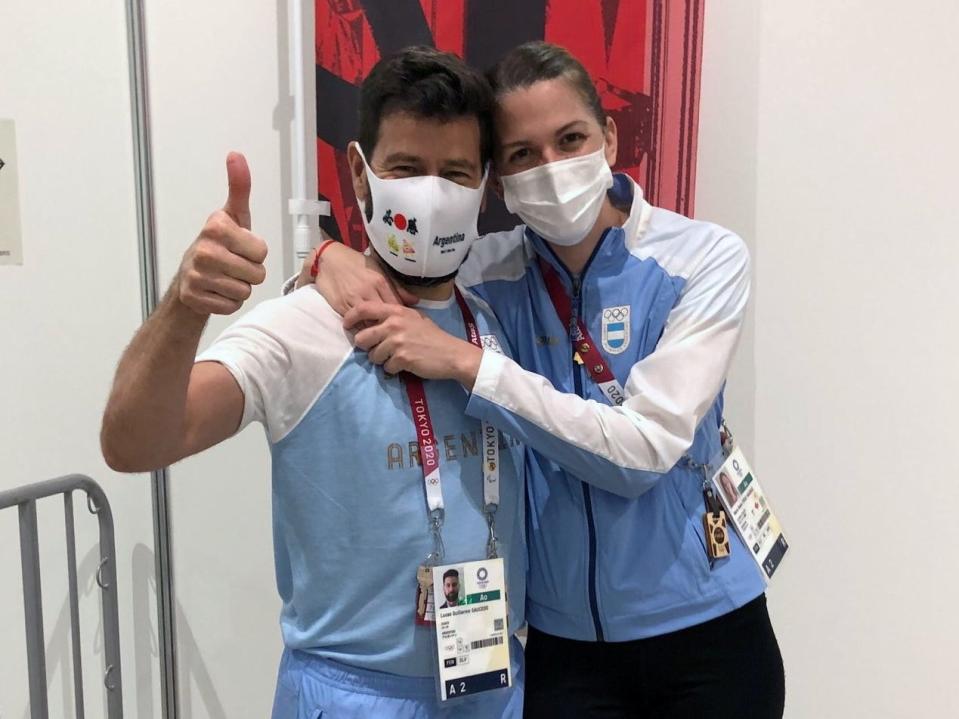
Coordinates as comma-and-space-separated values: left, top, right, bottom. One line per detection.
538, 257, 626, 406
402, 287, 501, 562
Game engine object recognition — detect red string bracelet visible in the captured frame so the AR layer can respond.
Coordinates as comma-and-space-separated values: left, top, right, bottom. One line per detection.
309, 240, 336, 280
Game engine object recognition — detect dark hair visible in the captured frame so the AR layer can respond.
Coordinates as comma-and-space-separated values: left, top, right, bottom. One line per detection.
443, 569, 459, 581
487, 41, 606, 127
358, 46, 494, 164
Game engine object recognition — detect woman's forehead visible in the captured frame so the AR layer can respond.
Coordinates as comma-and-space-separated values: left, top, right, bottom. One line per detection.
494, 78, 597, 141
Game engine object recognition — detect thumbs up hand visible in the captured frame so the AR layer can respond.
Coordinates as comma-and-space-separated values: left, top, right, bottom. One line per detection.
177, 152, 268, 316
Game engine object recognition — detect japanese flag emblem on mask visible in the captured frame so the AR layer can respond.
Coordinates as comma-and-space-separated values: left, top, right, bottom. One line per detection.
354, 143, 487, 279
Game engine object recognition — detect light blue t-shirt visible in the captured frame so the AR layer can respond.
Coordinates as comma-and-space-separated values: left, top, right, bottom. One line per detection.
198, 286, 526, 677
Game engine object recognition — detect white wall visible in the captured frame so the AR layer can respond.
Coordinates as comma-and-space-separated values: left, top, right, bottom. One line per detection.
696, 1, 761, 460
2, 1, 302, 716
143, 0, 307, 715
699, 2, 959, 717
0, 2, 160, 718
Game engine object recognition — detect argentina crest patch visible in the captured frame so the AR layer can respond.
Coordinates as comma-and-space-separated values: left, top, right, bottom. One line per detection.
601, 306, 630, 354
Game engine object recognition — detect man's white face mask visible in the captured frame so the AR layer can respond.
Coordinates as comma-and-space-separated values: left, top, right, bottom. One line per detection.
500, 146, 614, 246
355, 143, 487, 280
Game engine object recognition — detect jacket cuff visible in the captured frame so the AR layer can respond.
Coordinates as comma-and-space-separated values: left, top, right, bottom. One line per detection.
468, 349, 509, 411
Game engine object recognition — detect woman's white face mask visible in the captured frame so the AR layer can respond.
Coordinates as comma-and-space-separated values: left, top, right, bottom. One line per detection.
500, 146, 614, 246
355, 143, 487, 280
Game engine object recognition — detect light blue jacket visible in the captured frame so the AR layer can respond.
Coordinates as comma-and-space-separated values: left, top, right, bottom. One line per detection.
458, 174, 766, 641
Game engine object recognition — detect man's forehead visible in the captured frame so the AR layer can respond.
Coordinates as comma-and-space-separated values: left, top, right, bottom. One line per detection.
373, 112, 482, 166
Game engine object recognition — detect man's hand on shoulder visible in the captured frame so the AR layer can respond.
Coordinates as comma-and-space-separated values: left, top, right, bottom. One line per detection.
178, 152, 268, 317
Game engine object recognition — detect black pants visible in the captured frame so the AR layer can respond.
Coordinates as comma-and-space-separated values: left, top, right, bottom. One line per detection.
524, 594, 785, 718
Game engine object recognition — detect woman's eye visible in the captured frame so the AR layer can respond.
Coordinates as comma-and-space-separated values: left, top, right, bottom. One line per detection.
509, 148, 530, 164
560, 133, 586, 146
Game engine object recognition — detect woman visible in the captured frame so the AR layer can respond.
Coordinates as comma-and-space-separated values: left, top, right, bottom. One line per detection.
304, 42, 785, 718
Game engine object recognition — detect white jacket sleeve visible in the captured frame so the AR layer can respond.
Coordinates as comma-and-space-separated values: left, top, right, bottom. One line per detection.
465, 231, 750, 498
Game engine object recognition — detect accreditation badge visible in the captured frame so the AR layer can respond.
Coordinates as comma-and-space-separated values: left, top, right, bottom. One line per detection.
431, 557, 511, 701
711, 448, 789, 579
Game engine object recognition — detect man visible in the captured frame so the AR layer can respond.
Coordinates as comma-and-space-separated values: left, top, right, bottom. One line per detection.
101, 47, 525, 718
440, 569, 461, 608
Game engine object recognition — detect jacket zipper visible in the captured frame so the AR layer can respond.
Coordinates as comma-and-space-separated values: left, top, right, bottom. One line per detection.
570, 275, 606, 642
545, 229, 610, 642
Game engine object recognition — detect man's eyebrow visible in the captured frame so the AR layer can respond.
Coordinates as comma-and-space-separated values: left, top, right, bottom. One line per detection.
442, 157, 479, 171
382, 152, 424, 165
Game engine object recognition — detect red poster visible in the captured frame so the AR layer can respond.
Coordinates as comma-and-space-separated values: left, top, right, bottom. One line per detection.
315, 0, 704, 250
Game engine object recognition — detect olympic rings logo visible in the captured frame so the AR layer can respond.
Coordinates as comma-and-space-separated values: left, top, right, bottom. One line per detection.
604, 307, 629, 321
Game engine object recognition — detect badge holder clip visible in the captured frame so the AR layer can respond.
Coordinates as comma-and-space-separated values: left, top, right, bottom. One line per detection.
485, 504, 499, 560
427, 508, 446, 566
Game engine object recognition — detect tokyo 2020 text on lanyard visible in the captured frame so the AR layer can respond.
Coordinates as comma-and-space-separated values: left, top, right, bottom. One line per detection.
404, 287, 501, 624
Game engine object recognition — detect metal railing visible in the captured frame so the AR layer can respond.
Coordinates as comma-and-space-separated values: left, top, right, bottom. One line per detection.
0, 474, 123, 718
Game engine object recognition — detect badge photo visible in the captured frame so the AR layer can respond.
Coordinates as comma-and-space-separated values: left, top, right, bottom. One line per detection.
601, 305, 631, 354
